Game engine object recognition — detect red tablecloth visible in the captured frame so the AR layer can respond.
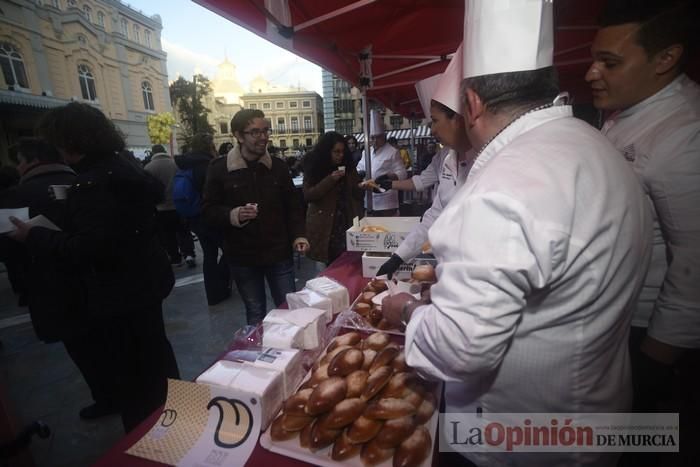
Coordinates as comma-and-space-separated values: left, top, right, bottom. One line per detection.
93, 251, 368, 467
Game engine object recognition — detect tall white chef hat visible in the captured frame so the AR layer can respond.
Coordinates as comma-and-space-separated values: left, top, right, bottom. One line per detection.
463, 0, 554, 79
369, 109, 385, 136
415, 74, 441, 119
433, 42, 464, 114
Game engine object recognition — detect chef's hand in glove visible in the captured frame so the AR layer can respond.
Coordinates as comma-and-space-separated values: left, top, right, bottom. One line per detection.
293, 237, 310, 255
376, 253, 403, 279
375, 174, 393, 191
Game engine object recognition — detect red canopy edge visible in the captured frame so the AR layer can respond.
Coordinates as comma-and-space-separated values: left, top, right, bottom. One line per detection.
194, 0, 694, 117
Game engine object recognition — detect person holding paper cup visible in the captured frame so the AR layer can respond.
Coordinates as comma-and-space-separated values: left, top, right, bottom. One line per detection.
302, 131, 363, 264
202, 109, 310, 324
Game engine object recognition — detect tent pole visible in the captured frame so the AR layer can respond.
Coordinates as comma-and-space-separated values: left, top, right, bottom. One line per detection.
361, 87, 373, 212
360, 49, 373, 212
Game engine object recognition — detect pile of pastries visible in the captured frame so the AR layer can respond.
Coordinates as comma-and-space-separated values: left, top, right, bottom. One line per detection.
270, 331, 437, 467
352, 279, 394, 331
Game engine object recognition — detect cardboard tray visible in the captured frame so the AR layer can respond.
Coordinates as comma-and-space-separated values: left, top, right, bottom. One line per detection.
346, 217, 420, 253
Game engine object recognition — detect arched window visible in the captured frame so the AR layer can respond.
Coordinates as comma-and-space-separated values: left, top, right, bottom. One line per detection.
78, 64, 96, 100
67, 0, 76, 7
97, 11, 104, 27
82, 5, 91, 22
142, 81, 154, 110
0, 43, 29, 89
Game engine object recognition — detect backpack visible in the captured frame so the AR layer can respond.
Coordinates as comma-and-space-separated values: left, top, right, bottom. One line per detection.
172, 168, 201, 218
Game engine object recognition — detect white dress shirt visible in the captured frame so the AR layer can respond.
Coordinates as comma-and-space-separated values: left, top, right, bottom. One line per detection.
601, 74, 700, 348
357, 142, 407, 211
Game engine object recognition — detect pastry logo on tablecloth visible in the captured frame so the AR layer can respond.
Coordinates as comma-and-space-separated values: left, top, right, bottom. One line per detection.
207, 397, 254, 448
126, 379, 261, 467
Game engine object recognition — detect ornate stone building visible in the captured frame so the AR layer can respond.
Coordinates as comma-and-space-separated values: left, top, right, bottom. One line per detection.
0, 0, 170, 163
197, 62, 324, 154
240, 76, 323, 152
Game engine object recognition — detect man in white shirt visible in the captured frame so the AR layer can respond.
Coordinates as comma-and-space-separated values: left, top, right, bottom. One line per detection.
383, 1, 653, 465
585, 0, 700, 420
357, 128, 407, 216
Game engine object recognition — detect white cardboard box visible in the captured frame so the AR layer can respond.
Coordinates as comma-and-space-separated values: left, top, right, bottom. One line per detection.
305, 276, 349, 315
346, 216, 420, 252
195, 360, 284, 430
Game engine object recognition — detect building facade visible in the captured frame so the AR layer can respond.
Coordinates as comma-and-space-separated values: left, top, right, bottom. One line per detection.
0, 0, 170, 164
241, 86, 323, 152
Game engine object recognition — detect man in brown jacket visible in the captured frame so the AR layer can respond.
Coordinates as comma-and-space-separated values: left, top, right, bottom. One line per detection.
202, 109, 309, 324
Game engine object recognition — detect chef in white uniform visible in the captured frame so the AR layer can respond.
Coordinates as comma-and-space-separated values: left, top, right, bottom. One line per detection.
383, 1, 653, 466
377, 44, 474, 277
357, 110, 407, 215
586, 0, 700, 414
378, 74, 449, 198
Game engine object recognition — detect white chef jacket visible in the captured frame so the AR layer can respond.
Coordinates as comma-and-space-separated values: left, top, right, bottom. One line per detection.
357, 142, 407, 211
411, 146, 451, 192
405, 105, 652, 467
395, 149, 472, 261
601, 74, 700, 349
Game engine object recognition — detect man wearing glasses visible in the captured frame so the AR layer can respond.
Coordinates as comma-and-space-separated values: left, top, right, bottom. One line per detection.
202, 109, 309, 324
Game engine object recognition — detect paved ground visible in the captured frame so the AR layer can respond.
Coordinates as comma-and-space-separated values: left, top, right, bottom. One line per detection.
0, 245, 323, 467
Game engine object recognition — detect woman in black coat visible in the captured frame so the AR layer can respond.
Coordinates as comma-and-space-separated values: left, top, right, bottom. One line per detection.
9, 103, 179, 432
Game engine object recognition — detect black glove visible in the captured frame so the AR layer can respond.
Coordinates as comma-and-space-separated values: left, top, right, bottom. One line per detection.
376, 254, 404, 279
375, 174, 393, 191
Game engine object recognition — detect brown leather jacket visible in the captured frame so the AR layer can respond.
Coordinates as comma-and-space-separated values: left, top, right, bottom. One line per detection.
202, 146, 305, 266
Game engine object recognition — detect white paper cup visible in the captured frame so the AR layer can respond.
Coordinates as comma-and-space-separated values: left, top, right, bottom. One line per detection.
338, 165, 346, 173
50, 184, 70, 200
246, 202, 259, 213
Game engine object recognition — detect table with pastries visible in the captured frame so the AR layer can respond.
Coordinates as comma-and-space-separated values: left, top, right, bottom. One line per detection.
93, 251, 440, 467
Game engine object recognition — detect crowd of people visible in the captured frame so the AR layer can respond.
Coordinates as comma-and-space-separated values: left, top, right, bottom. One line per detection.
0, 2, 697, 466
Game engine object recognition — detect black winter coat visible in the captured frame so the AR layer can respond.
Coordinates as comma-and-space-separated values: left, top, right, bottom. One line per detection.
24, 153, 174, 322
0, 163, 79, 342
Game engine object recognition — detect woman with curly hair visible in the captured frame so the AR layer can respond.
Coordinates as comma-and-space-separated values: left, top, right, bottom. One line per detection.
9, 102, 179, 431
303, 131, 364, 264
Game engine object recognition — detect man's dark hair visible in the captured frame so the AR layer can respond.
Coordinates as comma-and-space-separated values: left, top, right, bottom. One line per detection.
430, 100, 457, 119
230, 109, 265, 136
35, 102, 125, 158
189, 133, 214, 154
151, 144, 167, 154
9, 137, 62, 165
600, 0, 697, 67
462, 66, 560, 116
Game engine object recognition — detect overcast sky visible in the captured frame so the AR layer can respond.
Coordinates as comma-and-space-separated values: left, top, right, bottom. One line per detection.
125, 0, 324, 95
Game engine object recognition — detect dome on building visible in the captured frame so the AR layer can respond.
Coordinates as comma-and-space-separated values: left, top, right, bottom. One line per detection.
249, 75, 271, 93
213, 58, 245, 105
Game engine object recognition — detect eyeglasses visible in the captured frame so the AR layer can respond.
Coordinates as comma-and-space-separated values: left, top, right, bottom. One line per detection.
242, 128, 271, 138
